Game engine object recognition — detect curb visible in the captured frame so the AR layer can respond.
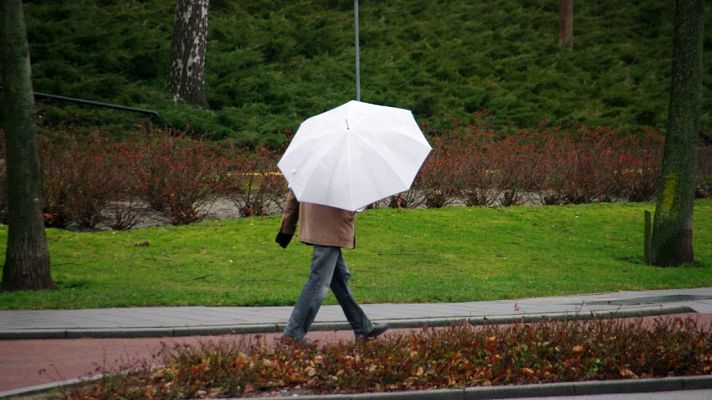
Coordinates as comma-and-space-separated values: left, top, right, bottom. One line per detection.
0, 375, 103, 399
230, 376, 712, 399
0, 306, 695, 340
2, 375, 711, 400
234, 375, 712, 399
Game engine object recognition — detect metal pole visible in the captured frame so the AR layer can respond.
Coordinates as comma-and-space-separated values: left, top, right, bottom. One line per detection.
354, 0, 361, 101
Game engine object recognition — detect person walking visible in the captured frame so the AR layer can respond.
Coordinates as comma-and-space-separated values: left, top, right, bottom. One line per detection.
275, 189, 389, 344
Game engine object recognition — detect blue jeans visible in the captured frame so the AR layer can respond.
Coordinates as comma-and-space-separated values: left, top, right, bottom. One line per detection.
284, 245, 374, 339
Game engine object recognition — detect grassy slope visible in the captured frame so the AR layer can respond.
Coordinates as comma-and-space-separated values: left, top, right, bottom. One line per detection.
20, 0, 712, 143
1, 200, 710, 309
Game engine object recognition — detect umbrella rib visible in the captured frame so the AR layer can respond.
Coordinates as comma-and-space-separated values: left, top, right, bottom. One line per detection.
298, 133, 346, 205
353, 129, 430, 186
346, 132, 354, 208
282, 130, 338, 159
350, 131, 411, 188
282, 117, 346, 157
358, 127, 431, 149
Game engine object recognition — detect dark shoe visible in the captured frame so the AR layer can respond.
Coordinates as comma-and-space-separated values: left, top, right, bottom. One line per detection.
356, 323, 389, 341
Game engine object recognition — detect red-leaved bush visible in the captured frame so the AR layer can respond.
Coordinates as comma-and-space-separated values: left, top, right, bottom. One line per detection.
433, 124, 667, 207
61, 317, 712, 399
218, 146, 286, 217
40, 136, 86, 228
417, 136, 464, 208
37, 129, 227, 227
2, 125, 710, 230
0, 130, 6, 224
698, 144, 712, 198
128, 131, 225, 225
102, 140, 148, 230
41, 134, 119, 229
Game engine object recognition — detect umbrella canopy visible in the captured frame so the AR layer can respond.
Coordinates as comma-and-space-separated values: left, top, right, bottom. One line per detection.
278, 100, 432, 211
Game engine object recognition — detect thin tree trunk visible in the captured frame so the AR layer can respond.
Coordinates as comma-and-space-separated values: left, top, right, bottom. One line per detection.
1, 0, 55, 290
651, 0, 704, 266
166, 0, 209, 107
558, 0, 573, 49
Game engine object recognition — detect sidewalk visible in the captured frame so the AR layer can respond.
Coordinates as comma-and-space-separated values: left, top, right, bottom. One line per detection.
2, 287, 712, 399
2, 287, 712, 339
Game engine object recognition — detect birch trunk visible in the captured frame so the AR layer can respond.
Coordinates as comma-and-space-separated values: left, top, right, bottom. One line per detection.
166, 0, 209, 107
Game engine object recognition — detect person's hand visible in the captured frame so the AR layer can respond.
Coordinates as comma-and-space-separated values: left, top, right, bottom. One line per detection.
275, 232, 293, 249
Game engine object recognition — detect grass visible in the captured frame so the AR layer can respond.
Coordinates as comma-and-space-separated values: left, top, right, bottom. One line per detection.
1, 200, 711, 309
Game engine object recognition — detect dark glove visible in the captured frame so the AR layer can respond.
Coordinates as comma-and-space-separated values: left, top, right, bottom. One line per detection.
275, 232, 293, 249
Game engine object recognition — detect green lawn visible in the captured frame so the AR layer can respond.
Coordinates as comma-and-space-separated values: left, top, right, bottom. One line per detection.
1, 201, 711, 310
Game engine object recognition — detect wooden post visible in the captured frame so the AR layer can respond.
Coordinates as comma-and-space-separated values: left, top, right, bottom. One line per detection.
644, 210, 652, 265
558, 0, 573, 49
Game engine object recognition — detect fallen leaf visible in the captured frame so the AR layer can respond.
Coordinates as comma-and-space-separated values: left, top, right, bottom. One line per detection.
619, 367, 639, 379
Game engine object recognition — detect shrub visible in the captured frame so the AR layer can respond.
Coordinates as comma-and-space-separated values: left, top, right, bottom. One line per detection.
40, 133, 143, 229
379, 189, 425, 209
530, 127, 659, 205
0, 130, 6, 224
61, 135, 118, 229
219, 146, 286, 217
102, 141, 147, 230
130, 130, 225, 225
418, 136, 463, 208
428, 125, 668, 207
454, 127, 518, 207
10, 123, 707, 231
40, 136, 78, 228
62, 316, 712, 399
490, 133, 537, 206
613, 131, 664, 202
697, 144, 712, 198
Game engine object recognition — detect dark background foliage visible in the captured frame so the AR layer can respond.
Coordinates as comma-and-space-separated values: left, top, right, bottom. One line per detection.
11, 0, 712, 144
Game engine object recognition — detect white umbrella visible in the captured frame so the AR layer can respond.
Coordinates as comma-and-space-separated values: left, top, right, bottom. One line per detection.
278, 100, 432, 211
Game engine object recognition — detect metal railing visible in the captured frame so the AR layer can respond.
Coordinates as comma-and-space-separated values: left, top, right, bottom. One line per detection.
33, 92, 160, 121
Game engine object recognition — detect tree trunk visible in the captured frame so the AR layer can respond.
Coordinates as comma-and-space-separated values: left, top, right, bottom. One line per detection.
651, 0, 704, 266
558, 0, 573, 49
1, 0, 55, 290
166, 0, 209, 107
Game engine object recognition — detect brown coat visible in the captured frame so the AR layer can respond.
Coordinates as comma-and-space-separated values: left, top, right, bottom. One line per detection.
279, 190, 356, 249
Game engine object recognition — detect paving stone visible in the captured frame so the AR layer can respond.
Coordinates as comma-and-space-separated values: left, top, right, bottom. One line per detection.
1, 288, 711, 339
